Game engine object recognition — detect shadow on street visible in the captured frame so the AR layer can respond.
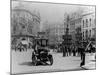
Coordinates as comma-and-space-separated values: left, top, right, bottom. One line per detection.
19, 61, 50, 66
19, 62, 33, 66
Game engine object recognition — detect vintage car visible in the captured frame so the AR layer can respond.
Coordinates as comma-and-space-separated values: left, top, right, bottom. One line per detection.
32, 38, 53, 66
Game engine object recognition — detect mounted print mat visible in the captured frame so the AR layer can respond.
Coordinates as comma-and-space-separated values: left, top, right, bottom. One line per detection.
11, 0, 96, 74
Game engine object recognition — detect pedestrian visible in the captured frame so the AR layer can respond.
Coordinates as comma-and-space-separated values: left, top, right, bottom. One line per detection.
80, 46, 85, 67
72, 46, 75, 56
69, 47, 71, 56
62, 46, 66, 57
67, 47, 69, 56
75, 46, 78, 56
73, 46, 75, 56
78, 47, 81, 56
66, 46, 68, 56
74, 46, 77, 56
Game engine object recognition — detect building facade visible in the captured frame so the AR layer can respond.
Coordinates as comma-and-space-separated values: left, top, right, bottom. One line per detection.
64, 11, 96, 47
68, 13, 82, 46
11, 8, 41, 36
81, 12, 96, 41
55, 24, 65, 44
11, 7, 41, 48
48, 23, 64, 45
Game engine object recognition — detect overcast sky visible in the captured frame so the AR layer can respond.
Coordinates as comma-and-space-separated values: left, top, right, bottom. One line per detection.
12, 0, 95, 30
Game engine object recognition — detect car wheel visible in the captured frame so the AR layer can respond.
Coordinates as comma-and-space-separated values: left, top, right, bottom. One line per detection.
32, 56, 37, 66
49, 56, 53, 65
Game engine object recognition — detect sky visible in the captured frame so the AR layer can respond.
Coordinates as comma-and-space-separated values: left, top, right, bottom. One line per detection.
11, 0, 95, 30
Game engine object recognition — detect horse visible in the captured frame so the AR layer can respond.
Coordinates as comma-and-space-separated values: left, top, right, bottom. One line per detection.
15, 40, 30, 52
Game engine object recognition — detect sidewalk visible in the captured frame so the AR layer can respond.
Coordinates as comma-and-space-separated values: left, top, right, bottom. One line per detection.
81, 53, 96, 70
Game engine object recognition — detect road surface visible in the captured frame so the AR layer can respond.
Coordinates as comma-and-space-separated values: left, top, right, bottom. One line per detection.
11, 49, 86, 74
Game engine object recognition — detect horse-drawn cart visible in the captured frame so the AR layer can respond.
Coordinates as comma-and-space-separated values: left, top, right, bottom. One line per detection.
11, 34, 35, 51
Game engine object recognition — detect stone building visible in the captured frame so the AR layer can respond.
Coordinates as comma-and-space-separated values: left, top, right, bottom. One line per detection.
11, 8, 41, 36
11, 6, 41, 48
81, 12, 96, 41
68, 12, 82, 46
47, 23, 64, 45
64, 8, 96, 47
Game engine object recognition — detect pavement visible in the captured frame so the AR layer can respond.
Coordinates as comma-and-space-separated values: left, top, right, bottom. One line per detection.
11, 49, 85, 74
81, 53, 96, 70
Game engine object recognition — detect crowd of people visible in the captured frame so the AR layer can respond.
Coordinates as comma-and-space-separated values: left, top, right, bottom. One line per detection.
60, 45, 84, 57
54, 41, 96, 57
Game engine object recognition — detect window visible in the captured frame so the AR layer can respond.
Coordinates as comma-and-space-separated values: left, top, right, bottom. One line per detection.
83, 20, 84, 28
83, 32, 84, 37
90, 18, 91, 26
89, 30, 91, 37
85, 30, 88, 40
86, 19, 88, 27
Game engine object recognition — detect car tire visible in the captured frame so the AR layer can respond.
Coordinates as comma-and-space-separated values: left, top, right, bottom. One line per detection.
32, 56, 38, 66
49, 55, 53, 65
